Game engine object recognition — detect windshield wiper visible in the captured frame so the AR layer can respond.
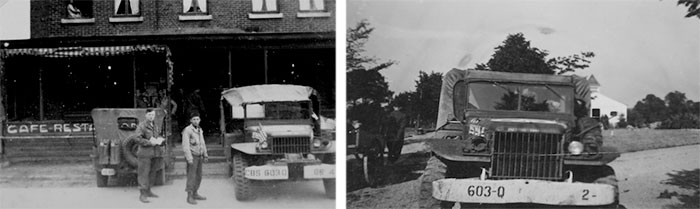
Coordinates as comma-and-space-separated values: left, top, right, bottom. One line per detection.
492, 82, 514, 93
544, 84, 564, 100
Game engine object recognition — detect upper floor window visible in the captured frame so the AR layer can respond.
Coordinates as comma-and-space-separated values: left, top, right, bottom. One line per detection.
114, 0, 140, 16
66, 0, 93, 19
249, 0, 282, 19
297, 0, 330, 18
251, 0, 278, 13
183, 0, 207, 14
299, 0, 324, 11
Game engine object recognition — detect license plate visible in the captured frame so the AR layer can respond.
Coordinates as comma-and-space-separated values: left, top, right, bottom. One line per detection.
100, 168, 116, 176
433, 179, 615, 206
245, 165, 289, 180
303, 164, 335, 179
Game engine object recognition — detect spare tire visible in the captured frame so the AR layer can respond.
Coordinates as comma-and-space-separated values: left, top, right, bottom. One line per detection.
122, 135, 140, 167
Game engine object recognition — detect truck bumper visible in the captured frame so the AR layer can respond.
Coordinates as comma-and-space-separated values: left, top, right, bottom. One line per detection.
432, 178, 615, 206
244, 163, 335, 180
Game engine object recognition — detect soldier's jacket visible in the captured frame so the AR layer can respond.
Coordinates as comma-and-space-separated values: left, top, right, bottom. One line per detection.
134, 120, 166, 157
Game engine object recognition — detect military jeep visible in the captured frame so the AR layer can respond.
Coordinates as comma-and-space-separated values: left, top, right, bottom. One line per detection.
420, 69, 623, 208
91, 108, 172, 187
220, 85, 335, 201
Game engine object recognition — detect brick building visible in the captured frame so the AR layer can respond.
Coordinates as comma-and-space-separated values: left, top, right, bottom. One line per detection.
0, 0, 335, 159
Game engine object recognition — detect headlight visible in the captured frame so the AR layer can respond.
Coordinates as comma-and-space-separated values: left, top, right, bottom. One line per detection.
313, 139, 322, 148
568, 141, 584, 155
260, 141, 269, 149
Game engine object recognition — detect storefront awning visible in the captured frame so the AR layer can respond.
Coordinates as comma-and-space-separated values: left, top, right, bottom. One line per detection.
0, 45, 170, 58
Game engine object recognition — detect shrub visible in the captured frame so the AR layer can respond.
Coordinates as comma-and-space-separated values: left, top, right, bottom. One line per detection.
658, 113, 700, 129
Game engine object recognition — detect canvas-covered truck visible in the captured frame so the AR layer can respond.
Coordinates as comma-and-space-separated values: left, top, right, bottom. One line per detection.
419, 69, 624, 208
220, 85, 336, 201
91, 108, 172, 187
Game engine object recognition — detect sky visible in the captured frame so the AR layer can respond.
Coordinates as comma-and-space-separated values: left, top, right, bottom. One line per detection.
348, 0, 700, 107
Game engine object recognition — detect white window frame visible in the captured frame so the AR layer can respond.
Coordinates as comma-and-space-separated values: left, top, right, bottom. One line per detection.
179, 0, 212, 21
297, 0, 330, 18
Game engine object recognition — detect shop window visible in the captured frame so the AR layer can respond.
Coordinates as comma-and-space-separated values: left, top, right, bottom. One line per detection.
110, 0, 143, 23
61, 0, 95, 24
297, 0, 330, 18
610, 111, 617, 117
249, 0, 283, 19
179, 0, 212, 21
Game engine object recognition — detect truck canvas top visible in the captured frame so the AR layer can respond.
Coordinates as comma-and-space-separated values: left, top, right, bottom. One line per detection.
221, 84, 318, 106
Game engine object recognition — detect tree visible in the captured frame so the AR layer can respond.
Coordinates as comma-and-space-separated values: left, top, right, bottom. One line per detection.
626, 108, 645, 127
346, 20, 396, 132
413, 71, 443, 128
475, 33, 595, 75
633, 94, 668, 124
676, 0, 700, 19
665, 91, 689, 116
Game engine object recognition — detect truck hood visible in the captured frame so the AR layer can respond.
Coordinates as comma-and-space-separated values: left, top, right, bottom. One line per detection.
469, 117, 568, 134
246, 124, 313, 137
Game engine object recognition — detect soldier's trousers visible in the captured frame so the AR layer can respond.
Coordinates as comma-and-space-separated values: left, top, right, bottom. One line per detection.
138, 156, 163, 190
185, 155, 204, 192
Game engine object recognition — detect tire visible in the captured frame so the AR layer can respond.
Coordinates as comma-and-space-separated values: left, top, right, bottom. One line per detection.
321, 153, 336, 199
122, 136, 140, 168
418, 155, 448, 209
592, 165, 620, 208
95, 170, 108, 187
154, 168, 166, 186
233, 152, 255, 201
323, 179, 336, 199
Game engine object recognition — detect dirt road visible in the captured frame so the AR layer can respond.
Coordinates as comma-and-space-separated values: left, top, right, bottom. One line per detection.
347, 144, 700, 209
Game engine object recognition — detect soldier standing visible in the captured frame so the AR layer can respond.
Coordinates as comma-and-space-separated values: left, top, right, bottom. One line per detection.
182, 113, 208, 204
385, 106, 407, 164
134, 108, 166, 203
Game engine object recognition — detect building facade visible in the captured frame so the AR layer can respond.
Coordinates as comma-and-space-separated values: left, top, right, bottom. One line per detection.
588, 75, 627, 128
0, 0, 335, 157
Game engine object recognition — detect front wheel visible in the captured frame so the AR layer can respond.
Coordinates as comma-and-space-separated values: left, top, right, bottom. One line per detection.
233, 153, 255, 201
95, 171, 108, 187
323, 179, 336, 199
154, 169, 166, 186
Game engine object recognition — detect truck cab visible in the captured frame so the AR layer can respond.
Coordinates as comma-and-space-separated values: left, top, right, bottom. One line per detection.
425, 69, 622, 208
220, 84, 335, 201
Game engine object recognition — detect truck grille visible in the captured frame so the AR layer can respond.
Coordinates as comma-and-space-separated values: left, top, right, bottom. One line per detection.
271, 137, 311, 153
491, 132, 563, 180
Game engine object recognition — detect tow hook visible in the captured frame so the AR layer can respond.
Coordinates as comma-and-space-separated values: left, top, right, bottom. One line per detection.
479, 167, 489, 180
565, 170, 574, 183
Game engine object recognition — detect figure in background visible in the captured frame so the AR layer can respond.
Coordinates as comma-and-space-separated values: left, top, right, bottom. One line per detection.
384, 106, 407, 164
187, 0, 202, 13
67, 0, 82, 18
158, 90, 178, 137
185, 89, 206, 124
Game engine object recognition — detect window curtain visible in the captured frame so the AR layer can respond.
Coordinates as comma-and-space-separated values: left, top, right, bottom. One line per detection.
114, 0, 139, 15
299, 0, 324, 11
252, 0, 277, 12
183, 0, 207, 13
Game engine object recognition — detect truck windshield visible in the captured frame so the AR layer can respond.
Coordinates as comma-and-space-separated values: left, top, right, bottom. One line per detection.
466, 82, 574, 114
262, 102, 311, 120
